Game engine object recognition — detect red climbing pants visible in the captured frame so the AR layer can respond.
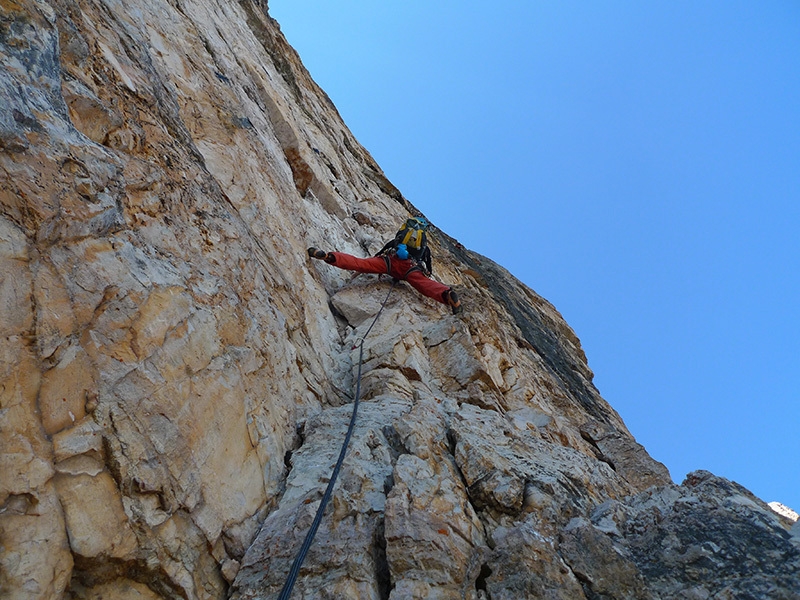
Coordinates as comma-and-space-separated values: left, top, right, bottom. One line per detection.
329, 252, 451, 305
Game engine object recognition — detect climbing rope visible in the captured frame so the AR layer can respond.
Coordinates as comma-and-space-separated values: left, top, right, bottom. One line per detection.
277, 279, 398, 600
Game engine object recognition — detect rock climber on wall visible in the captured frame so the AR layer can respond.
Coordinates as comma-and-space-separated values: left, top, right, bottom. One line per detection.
307, 216, 462, 314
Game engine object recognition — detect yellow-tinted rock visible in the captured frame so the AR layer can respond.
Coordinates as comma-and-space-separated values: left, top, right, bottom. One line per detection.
6, 0, 789, 599
38, 345, 95, 435
0, 484, 73, 599
54, 471, 138, 559
79, 579, 163, 600
131, 286, 192, 360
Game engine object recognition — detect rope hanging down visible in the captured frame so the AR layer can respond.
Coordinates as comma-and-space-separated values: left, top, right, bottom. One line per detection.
278, 280, 398, 600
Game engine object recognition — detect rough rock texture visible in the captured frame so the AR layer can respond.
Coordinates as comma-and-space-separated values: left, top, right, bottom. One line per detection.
583, 471, 800, 600
1, 0, 798, 599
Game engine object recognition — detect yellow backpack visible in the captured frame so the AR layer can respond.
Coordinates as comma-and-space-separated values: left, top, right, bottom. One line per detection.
396, 217, 428, 257
376, 217, 433, 273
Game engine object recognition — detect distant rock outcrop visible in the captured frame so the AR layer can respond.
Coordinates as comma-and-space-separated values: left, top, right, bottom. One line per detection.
1, 0, 798, 598
770, 501, 800, 523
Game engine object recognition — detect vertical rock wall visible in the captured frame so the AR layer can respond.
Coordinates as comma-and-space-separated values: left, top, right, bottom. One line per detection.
1, 1, 797, 598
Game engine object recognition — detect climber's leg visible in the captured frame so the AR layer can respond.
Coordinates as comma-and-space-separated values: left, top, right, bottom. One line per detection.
404, 270, 452, 305
325, 252, 389, 275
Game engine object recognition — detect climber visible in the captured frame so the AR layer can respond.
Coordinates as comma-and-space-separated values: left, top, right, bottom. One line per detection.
308, 216, 462, 314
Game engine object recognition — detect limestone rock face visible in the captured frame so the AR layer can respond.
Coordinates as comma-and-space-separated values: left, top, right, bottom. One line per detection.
583, 471, 800, 599
1, 1, 797, 599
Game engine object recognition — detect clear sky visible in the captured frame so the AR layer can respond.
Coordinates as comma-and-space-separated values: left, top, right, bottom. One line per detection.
269, 2, 800, 511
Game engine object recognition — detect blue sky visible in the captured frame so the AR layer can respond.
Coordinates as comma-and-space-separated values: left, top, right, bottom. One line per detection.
269, 2, 800, 510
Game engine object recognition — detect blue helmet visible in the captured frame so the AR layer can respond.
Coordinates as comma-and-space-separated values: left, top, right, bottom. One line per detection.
411, 216, 429, 230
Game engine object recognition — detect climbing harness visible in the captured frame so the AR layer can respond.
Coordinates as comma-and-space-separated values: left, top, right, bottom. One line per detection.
277, 279, 398, 600
380, 254, 426, 280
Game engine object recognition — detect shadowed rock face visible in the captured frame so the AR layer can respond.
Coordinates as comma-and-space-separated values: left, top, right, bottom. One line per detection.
1, 1, 797, 599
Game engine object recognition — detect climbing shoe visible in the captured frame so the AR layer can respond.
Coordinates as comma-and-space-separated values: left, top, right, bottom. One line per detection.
307, 247, 335, 263
445, 289, 462, 315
